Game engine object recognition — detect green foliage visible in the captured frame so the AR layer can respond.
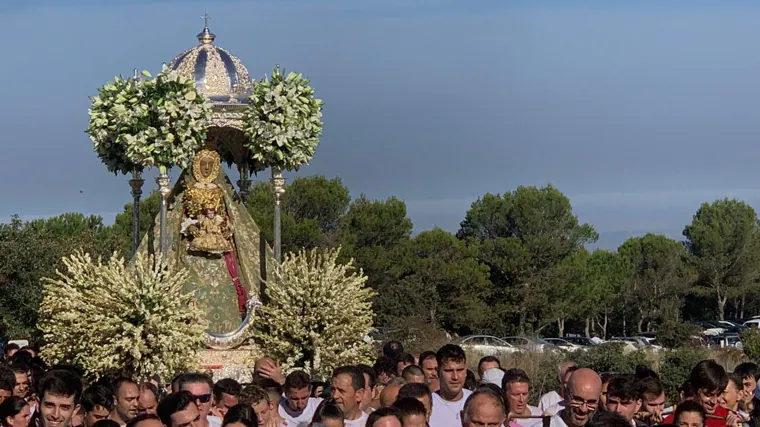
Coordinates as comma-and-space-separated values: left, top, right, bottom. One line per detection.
571, 343, 649, 373
458, 185, 598, 334
111, 191, 162, 259
86, 67, 213, 173
683, 199, 760, 320
656, 320, 702, 348
254, 248, 375, 378
659, 347, 709, 403
244, 67, 324, 172
39, 252, 207, 381
740, 328, 760, 361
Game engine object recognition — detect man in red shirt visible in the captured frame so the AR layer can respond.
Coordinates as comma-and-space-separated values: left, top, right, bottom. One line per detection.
663, 360, 734, 427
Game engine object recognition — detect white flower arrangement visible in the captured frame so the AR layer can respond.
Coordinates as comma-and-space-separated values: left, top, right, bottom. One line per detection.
86, 68, 213, 174
244, 67, 324, 172
254, 247, 375, 378
38, 252, 208, 381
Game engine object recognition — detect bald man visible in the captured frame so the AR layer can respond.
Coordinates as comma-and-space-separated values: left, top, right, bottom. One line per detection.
550, 368, 602, 427
381, 378, 407, 407
253, 358, 286, 386
461, 389, 506, 427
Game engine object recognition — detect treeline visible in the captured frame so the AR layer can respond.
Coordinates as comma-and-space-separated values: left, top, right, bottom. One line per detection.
3, 176, 760, 342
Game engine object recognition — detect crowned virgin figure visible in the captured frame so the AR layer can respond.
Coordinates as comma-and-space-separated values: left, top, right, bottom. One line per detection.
133, 143, 269, 348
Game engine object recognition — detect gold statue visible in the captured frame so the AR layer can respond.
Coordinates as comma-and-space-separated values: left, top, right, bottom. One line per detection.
182, 148, 233, 254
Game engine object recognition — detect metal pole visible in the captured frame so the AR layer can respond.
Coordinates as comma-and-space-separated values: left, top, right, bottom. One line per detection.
237, 165, 252, 207
271, 168, 286, 264
156, 168, 171, 261
129, 169, 144, 254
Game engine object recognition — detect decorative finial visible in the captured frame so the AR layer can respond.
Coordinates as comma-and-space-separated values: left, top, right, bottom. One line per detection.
133, 68, 138, 79
197, 12, 216, 45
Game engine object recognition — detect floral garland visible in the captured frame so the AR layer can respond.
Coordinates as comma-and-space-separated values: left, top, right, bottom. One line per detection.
243, 66, 324, 172
86, 68, 213, 173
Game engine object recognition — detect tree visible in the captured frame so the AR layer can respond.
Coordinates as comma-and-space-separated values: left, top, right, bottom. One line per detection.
618, 234, 691, 334
38, 252, 206, 381
375, 228, 494, 334
683, 199, 760, 320
458, 185, 598, 334
546, 249, 589, 338
246, 176, 350, 253
111, 191, 162, 259
254, 248, 375, 378
583, 250, 631, 338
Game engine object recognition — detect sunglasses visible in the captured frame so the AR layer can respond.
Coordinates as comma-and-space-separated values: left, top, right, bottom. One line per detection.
191, 394, 212, 403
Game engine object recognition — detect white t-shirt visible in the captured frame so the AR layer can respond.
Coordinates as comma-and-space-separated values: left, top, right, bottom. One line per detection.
279, 397, 324, 427
548, 411, 569, 427
345, 412, 368, 427
538, 391, 562, 413
544, 402, 565, 416
515, 406, 543, 427
208, 415, 222, 427
429, 389, 473, 427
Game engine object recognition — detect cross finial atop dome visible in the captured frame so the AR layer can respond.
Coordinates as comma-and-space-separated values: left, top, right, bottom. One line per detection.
197, 12, 216, 45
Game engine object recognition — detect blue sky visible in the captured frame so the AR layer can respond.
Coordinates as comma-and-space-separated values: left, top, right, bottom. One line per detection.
3, 0, 760, 249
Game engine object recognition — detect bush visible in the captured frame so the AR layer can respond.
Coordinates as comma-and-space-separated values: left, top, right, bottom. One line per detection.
385, 315, 451, 355
657, 321, 702, 348
658, 347, 708, 403
572, 343, 650, 373
741, 328, 760, 361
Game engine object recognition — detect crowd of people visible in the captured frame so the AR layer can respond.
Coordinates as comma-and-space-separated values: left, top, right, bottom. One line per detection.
0, 340, 757, 427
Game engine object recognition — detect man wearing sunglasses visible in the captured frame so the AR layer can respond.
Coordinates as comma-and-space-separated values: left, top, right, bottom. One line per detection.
178, 374, 220, 427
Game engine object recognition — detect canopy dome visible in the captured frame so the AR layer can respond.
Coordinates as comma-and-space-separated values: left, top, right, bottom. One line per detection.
167, 23, 253, 105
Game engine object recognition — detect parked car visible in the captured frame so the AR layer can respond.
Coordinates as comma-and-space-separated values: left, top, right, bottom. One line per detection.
502, 336, 558, 353
707, 334, 743, 350
564, 336, 597, 346
454, 335, 519, 355
744, 319, 760, 329
608, 336, 651, 349
545, 338, 585, 351
698, 322, 726, 336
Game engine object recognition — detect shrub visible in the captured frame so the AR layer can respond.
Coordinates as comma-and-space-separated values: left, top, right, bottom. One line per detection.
741, 328, 760, 362
658, 347, 709, 403
657, 321, 702, 348
572, 343, 649, 373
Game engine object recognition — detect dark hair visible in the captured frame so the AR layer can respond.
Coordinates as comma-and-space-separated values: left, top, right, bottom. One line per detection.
680, 380, 695, 399
3, 344, 18, 356
178, 373, 213, 392
392, 397, 426, 419
81, 384, 115, 412
462, 388, 506, 423
312, 399, 344, 424
367, 406, 402, 427
92, 420, 121, 427
214, 378, 242, 401
398, 383, 432, 402
502, 368, 530, 390
635, 365, 659, 380
637, 376, 663, 399
478, 356, 502, 372
401, 365, 424, 380
674, 400, 705, 424
588, 411, 630, 427
238, 384, 269, 406
418, 351, 437, 365
126, 414, 161, 427
284, 370, 311, 392
139, 382, 160, 402
383, 341, 404, 359
727, 373, 744, 391
8, 353, 30, 370
436, 344, 466, 366
222, 404, 258, 427
8, 364, 27, 376
332, 366, 365, 391
39, 369, 83, 404
157, 391, 196, 427
735, 362, 760, 382
478, 383, 503, 396
689, 360, 728, 394
373, 357, 396, 380
601, 373, 614, 385
111, 377, 138, 396
606, 375, 641, 403
357, 364, 377, 390
394, 353, 415, 366
0, 366, 14, 393
0, 396, 28, 426
465, 369, 478, 391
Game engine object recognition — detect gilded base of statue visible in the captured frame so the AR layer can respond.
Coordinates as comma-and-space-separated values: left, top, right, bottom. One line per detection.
198, 347, 261, 382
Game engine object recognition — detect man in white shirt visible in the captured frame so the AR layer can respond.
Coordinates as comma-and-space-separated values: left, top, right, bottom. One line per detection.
430, 344, 473, 427
460, 388, 506, 427
502, 369, 543, 427
278, 371, 322, 427
548, 369, 601, 427
331, 366, 368, 427
539, 362, 577, 413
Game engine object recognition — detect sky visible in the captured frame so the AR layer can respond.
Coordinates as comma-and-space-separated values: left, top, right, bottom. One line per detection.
3, 0, 760, 249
